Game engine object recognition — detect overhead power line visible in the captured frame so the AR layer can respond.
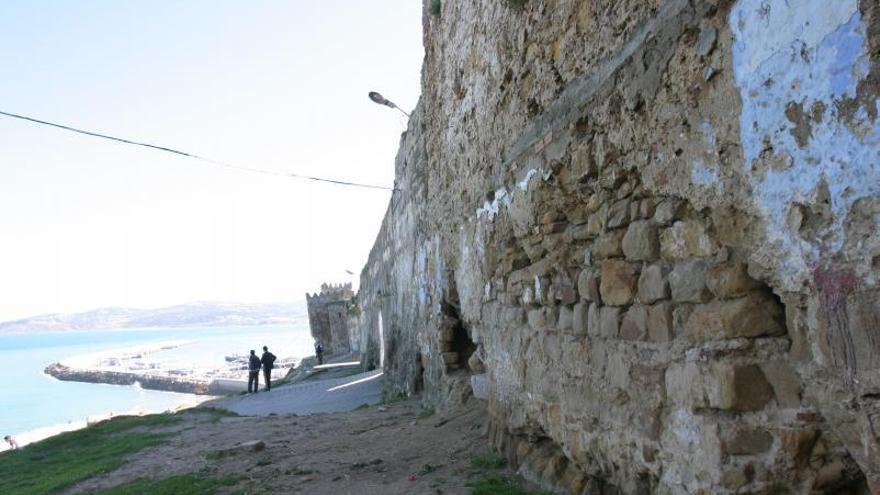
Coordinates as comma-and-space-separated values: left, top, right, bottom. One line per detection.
0, 109, 394, 191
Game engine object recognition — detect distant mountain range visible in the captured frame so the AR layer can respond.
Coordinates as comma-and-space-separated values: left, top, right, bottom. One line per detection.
0, 301, 308, 333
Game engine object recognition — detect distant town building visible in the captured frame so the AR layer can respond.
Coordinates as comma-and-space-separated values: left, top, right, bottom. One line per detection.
305, 283, 356, 355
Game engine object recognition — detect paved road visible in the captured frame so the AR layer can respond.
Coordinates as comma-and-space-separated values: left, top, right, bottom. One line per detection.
209, 370, 384, 416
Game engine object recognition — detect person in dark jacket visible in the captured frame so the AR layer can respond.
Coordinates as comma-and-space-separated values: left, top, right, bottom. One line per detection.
247, 350, 261, 393
260, 346, 276, 391
314, 341, 324, 365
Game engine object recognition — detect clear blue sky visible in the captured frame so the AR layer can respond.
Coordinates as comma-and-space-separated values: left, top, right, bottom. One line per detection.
0, 1, 424, 321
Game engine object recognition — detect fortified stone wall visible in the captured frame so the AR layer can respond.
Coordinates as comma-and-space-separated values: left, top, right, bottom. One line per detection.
305, 283, 355, 355
357, 0, 880, 493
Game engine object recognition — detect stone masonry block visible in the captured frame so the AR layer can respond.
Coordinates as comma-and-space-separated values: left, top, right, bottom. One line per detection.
572, 302, 589, 336
761, 362, 803, 408
585, 213, 603, 237
711, 364, 775, 412
660, 220, 717, 260
606, 199, 631, 229
654, 198, 684, 225
665, 361, 709, 408
587, 303, 600, 338
647, 301, 675, 342
706, 262, 761, 299
723, 427, 773, 455
622, 220, 660, 261
620, 305, 648, 341
577, 268, 600, 302
599, 306, 621, 338
527, 307, 558, 332
600, 259, 641, 306
557, 305, 573, 332
669, 259, 712, 303
442, 352, 460, 365
593, 229, 625, 259
684, 291, 785, 341
638, 263, 670, 304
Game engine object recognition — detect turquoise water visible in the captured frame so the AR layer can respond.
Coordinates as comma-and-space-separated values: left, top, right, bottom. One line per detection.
0, 324, 313, 439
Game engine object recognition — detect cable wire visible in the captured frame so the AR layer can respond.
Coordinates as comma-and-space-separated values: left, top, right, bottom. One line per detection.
0, 109, 394, 191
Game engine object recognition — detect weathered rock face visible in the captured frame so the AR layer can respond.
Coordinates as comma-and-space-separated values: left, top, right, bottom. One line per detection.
355, 0, 880, 493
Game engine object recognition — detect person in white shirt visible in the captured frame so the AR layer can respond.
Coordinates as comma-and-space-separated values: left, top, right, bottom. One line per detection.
3, 435, 19, 450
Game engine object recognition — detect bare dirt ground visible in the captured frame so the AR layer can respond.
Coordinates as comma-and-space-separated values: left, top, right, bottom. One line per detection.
61, 399, 500, 495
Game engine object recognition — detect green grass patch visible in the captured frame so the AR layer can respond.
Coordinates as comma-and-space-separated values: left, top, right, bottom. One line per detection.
0, 414, 180, 495
382, 391, 407, 405
183, 406, 240, 423
430, 0, 442, 17
417, 406, 436, 418
468, 474, 554, 495
92, 473, 240, 495
503, 0, 528, 10
469, 451, 507, 470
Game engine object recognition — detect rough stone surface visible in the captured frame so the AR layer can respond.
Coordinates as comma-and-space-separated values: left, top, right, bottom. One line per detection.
646, 302, 675, 342
347, 0, 880, 491
622, 220, 660, 261
712, 364, 775, 412
706, 262, 761, 299
620, 305, 648, 341
637, 263, 670, 304
660, 221, 717, 260
669, 259, 711, 303
599, 259, 641, 306
684, 291, 786, 341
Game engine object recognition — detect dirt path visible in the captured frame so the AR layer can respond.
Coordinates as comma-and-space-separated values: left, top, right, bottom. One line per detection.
63, 399, 496, 494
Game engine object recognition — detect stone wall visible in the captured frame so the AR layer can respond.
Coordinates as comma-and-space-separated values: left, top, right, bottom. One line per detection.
305, 283, 355, 355
355, 0, 880, 492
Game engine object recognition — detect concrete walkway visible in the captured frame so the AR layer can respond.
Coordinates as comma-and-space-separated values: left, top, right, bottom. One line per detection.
209, 369, 384, 417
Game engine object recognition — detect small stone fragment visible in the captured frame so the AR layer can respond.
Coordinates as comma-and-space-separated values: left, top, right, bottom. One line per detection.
606, 199, 631, 229
653, 198, 684, 225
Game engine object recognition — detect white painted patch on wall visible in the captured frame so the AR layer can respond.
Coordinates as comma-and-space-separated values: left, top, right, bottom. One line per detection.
475, 168, 546, 220
731, 0, 880, 288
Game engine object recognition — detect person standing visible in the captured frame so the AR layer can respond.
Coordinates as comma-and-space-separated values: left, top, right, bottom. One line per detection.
3, 435, 19, 450
247, 350, 261, 393
314, 341, 324, 365
260, 346, 277, 391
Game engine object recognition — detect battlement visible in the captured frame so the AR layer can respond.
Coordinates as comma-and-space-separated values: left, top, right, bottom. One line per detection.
305, 282, 356, 355
305, 282, 354, 302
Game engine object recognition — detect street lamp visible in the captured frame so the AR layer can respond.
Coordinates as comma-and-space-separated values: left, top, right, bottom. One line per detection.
368, 91, 410, 118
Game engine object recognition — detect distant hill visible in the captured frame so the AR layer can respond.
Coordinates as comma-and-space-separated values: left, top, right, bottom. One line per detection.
0, 301, 308, 333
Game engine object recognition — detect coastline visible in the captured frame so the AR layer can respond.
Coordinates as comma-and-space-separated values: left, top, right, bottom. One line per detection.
43, 339, 299, 395
0, 396, 206, 453
44, 362, 222, 395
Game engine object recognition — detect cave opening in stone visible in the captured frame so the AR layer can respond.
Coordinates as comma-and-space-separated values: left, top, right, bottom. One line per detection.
441, 281, 476, 371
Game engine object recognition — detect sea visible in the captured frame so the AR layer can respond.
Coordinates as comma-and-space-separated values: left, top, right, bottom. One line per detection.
0, 323, 314, 448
